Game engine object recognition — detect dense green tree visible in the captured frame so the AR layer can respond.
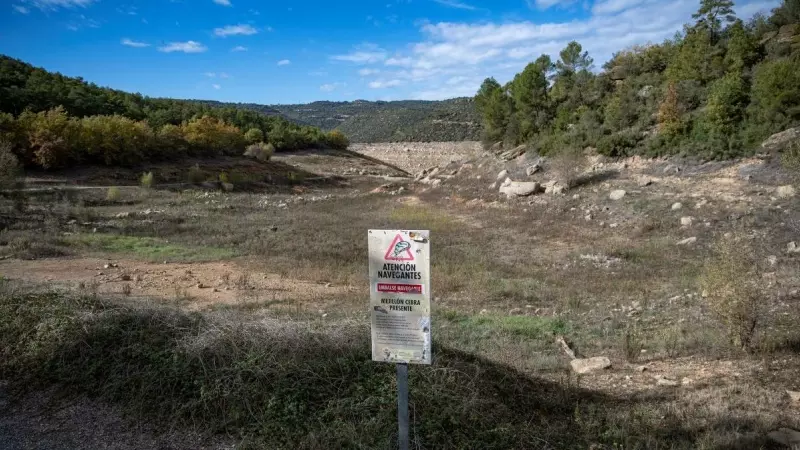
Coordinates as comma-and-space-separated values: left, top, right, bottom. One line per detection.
244, 127, 264, 144
704, 72, 749, 135
693, 0, 737, 43
724, 20, 760, 71
509, 55, 551, 140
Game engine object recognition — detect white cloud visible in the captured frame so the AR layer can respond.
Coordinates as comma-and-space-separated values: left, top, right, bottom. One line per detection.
277, 59, 291, 66
214, 24, 258, 37
212, 0, 231, 6
591, 0, 643, 14
22, 0, 94, 11
445, 76, 469, 85
320, 82, 346, 92
309, 70, 329, 76
359, 68, 381, 76
528, 0, 577, 9
212, 84, 221, 90
158, 41, 207, 53
12, 4, 30, 13
433, 0, 477, 10
204, 72, 216, 77
231, 45, 248, 52
121, 38, 149, 48
332, 43, 387, 64
368, 79, 403, 89
219, 72, 231, 78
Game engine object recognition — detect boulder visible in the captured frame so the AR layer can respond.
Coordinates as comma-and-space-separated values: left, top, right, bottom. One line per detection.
761, 127, 800, 151
671, 202, 683, 211
609, 189, 626, 200
656, 376, 679, 387
638, 177, 653, 187
499, 181, 543, 198
776, 185, 796, 198
788, 241, 800, 254
788, 390, 800, 404
497, 169, 509, 181
526, 164, 542, 176
570, 356, 612, 374
767, 428, 800, 447
680, 216, 694, 227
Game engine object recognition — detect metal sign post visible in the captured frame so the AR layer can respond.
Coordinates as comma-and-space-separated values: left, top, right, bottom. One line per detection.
397, 363, 409, 450
367, 230, 431, 449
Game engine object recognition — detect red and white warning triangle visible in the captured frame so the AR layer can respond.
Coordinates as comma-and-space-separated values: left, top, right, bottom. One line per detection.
384, 234, 414, 261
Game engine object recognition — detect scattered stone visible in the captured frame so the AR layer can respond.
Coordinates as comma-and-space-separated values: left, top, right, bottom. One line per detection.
663, 164, 681, 174
635, 365, 648, 372
103, 263, 111, 269
196, 283, 207, 289
656, 376, 679, 387
680, 216, 694, 227
221, 182, 234, 192
694, 199, 708, 209
681, 377, 692, 385
120, 274, 131, 281
549, 184, 567, 195
638, 177, 653, 187
767, 255, 778, 266
497, 169, 509, 181
585, 214, 593, 221
499, 181, 543, 198
677, 237, 697, 246
570, 356, 612, 374
776, 185, 796, 198
609, 189, 626, 200
788, 242, 800, 254
134, 274, 143, 282
525, 164, 541, 176
271, 226, 278, 232
767, 428, 800, 447
114, 212, 131, 219
509, 308, 523, 315
671, 202, 683, 210
430, 179, 442, 187
479, 309, 489, 315
786, 390, 800, 404
501, 177, 513, 187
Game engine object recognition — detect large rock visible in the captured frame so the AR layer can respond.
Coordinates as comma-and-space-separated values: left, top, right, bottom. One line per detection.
788, 241, 800, 254
499, 181, 542, 198
761, 127, 800, 151
497, 169, 509, 181
776, 185, 796, 198
609, 189, 626, 200
767, 428, 800, 447
570, 356, 611, 374
526, 164, 542, 176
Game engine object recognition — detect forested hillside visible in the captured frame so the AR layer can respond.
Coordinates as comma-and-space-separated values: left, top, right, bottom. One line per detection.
271, 98, 481, 143
0, 56, 346, 170
475, 0, 800, 159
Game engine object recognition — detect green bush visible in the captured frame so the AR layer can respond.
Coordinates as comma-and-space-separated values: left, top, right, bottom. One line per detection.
244, 127, 264, 144
106, 186, 121, 202
703, 72, 748, 136
324, 130, 350, 150
140, 171, 154, 189
597, 131, 640, 157
748, 57, 800, 136
244, 142, 275, 162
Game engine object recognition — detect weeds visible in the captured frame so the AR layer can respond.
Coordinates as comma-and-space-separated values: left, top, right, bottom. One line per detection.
65, 233, 234, 262
140, 171, 154, 189
106, 186, 121, 202
622, 324, 644, 362
700, 235, 764, 352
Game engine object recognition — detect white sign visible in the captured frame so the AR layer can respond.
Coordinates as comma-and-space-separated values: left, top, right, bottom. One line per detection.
368, 230, 431, 365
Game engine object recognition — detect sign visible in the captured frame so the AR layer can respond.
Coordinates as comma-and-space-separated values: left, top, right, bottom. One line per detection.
368, 230, 431, 365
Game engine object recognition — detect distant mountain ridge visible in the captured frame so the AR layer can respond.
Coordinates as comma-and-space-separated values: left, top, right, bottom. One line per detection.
201, 98, 482, 143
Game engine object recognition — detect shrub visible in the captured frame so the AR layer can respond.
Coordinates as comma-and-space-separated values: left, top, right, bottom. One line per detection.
597, 131, 640, 157
548, 147, 588, 188
325, 130, 350, 150
781, 140, 800, 179
748, 58, 800, 136
80, 114, 152, 166
244, 128, 264, 144
0, 140, 21, 189
700, 235, 765, 352
244, 142, 274, 162
187, 164, 206, 183
219, 172, 230, 184
106, 186, 121, 202
182, 116, 246, 157
25, 107, 82, 169
140, 171, 154, 189
622, 325, 644, 362
703, 72, 748, 136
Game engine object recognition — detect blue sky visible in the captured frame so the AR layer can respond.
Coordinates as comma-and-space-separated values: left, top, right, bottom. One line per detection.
0, 0, 780, 104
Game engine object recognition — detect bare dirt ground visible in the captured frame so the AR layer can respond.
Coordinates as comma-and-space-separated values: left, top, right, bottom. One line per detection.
1, 142, 799, 448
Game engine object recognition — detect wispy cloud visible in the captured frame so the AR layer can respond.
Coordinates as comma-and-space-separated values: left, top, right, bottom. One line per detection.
121, 38, 149, 48
320, 82, 346, 92
433, 0, 477, 10
231, 45, 248, 52
22, 0, 94, 11
332, 43, 387, 64
66, 14, 100, 31
527, 0, 577, 9
219, 72, 231, 78
12, 4, 30, 13
212, 0, 231, 6
309, 70, 329, 76
368, 79, 403, 88
212, 84, 221, 90
277, 59, 291, 66
214, 24, 258, 37
158, 41, 207, 53
359, 68, 381, 76
204, 72, 217, 77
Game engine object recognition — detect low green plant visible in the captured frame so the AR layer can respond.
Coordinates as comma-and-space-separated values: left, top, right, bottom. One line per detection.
244, 142, 274, 162
106, 186, 121, 202
140, 171, 154, 188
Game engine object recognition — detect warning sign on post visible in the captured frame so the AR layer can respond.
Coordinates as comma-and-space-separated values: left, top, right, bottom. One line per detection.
368, 230, 431, 365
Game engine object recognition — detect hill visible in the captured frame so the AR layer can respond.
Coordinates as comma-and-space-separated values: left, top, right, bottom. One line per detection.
0, 55, 345, 171
200, 98, 482, 143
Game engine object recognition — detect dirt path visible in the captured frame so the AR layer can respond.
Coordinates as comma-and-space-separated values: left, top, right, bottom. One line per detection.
0, 257, 361, 311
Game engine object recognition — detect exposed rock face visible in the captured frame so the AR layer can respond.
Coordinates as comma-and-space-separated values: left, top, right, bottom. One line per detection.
499, 181, 542, 198
761, 127, 799, 152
